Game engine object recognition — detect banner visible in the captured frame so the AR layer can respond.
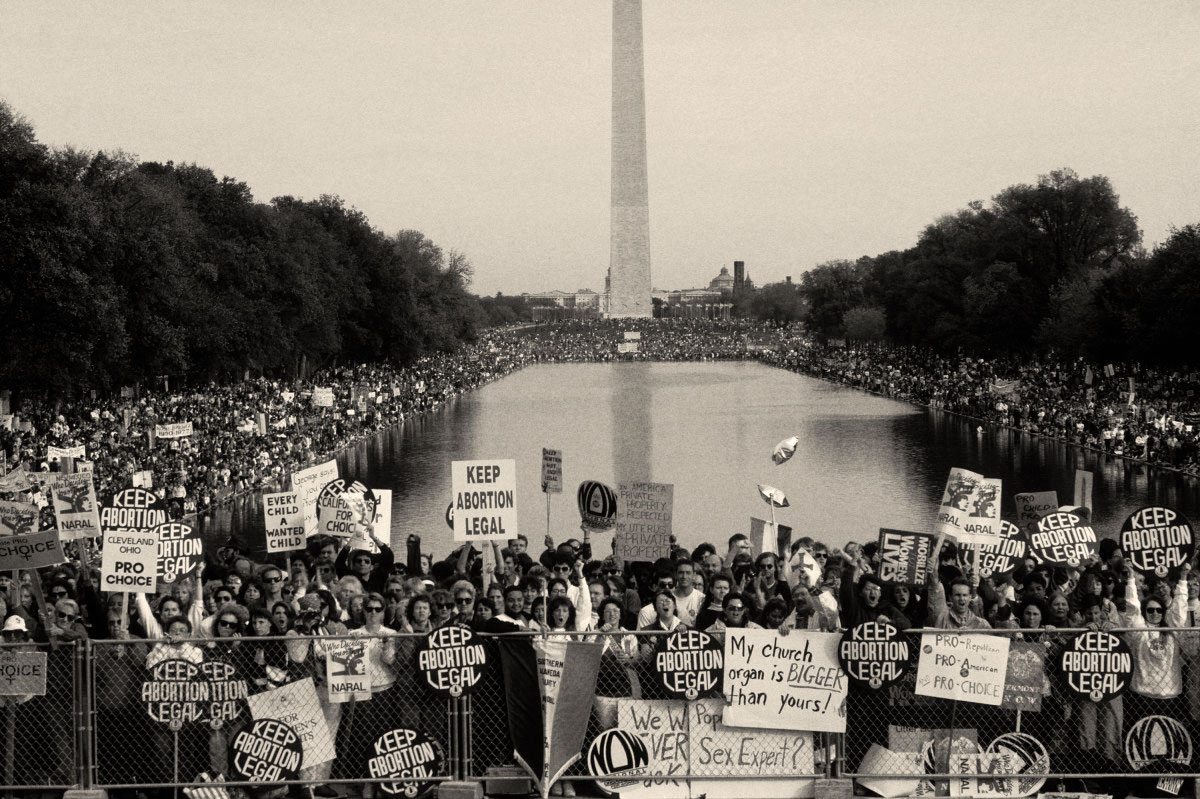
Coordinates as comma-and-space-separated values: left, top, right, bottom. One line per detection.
915, 631, 1010, 707
531, 639, 604, 792
0, 526, 65, 570
1013, 491, 1058, 537
1000, 641, 1045, 712
451, 459, 518, 541
100, 487, 168, 534
232, 719, 302, 783
262, 492, 306, 553
315, 480, 376, 538
47, 444, 85, 461
312, 387, 334, 407
614, 482, 673, 562
292, 459, 338, 537
877, 529, 936, 585
936, 468, 1002, 545
541, 448, 563, 494
155, 422, 194, 440
247, 677, 335, 768
417, 626, 489, 698
961, 520, 1026, 579
0, 650, 47, 695
748, 518, 768, 556
367, 729, 443, 797
722, 629, 847, 733
326, 639, 370, 703
617, 342, 640, 354
51, 472, 101, 540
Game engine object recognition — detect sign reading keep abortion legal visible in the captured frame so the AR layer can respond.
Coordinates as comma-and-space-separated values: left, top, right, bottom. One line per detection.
451, 459, 517, 541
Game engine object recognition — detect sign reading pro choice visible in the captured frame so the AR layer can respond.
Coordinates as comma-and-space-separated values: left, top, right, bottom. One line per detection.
451, 459, 517, 541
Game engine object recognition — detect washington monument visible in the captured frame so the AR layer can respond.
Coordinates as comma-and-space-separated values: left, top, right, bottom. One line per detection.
607, 0, 653, 318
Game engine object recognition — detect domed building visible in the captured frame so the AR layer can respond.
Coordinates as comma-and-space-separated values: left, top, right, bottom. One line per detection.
708, 266, 735, 293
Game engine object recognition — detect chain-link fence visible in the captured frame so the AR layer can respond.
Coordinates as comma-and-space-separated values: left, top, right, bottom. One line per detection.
0, 639, 81, 791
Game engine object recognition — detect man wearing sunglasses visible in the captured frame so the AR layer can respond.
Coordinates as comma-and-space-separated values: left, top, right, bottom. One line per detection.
333, 532, 395, 595
48, 598, 89, 644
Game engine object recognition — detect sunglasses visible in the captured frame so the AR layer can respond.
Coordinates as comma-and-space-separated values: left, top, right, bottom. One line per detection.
51, 591, 68, 598
264, 576, 283, 583
354, 560, 373, 566
553, 566, 571, 573
366, 606, 384, 613
814, 553, 828, 560
57, 612, 76, 622
455, 597, 473, 605
726, 605, 746, 612
437, 603, 454, 609
216, 595, 233, 603
1146, 607, 1164, 615
217, 619, 239, 628
658, 581, 674, 590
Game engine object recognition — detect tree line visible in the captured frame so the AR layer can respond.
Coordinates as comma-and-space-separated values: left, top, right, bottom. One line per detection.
789, 168, 1199, 366
0, 102, 483, 395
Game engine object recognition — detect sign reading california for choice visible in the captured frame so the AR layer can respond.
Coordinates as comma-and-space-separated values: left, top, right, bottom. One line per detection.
451, 459, 517, 541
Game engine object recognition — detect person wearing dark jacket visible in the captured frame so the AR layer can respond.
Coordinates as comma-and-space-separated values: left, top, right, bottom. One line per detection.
334, 534, 395, 595
840, 557, 912, 630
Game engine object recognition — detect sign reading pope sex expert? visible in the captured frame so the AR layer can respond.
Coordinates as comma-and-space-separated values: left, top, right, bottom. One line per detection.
451, 459, 517, 541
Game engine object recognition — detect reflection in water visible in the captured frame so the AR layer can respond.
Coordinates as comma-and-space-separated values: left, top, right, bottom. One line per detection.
216, 363, 1199, 557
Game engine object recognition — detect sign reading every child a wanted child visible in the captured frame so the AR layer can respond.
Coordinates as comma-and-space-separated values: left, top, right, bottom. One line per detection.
615, 482, 673, 562
451, 459, 517, 541
262, 491, 306, 553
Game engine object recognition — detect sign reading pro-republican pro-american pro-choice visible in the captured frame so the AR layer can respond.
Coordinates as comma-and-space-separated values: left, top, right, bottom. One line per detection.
451, 459, 517, 541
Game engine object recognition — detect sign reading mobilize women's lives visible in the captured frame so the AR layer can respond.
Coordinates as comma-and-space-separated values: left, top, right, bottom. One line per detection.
451, 459, 517, 541
723, 629, 847, 733
262, 492, 306, 553
1029, 511, 1097, 567
1058, 631, 1132, 703
915, 631, 1010, 706
155, 521, 203, 584
155, 421, 194, 440
417, 625, 488, 697
962, 520, 1027, 579
877, 529, 936, 585
654, 630, 723, 700
51, 472, 101, 540
838, 622, 911, 690
615, 482, 673, 562
936, 468, 1002, 545
1120, 507, 1194, 578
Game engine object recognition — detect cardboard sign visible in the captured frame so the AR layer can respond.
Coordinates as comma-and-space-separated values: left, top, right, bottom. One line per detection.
326, 639, 370, 703
232, 719, 303, 783
915, 631, 1009, 707
999, 641, 1045, 712
368, 729, 443, 798
1125, 716, 1192, 773
0, 500, 38, 536
936, 468, 1002, 545
541, 448, 562, 494
1058, 631, 1132, 703
263, 492, 306, 553
0, 650, 47, 695
1120, 506, 1194, 578
838, 622, 911, 691
723, 629, 847, 733
878, 529, 936, 585
961, 520, 1026, 579
155, 422, 194, 440
370, 489, 392, 546
312, 387, 334, 407
315, 479, 377, 538
100, 527, 158, 593
857, 744, 925, 798
51, 472, 101, 540
292, 459, 338, 537
617, 342, 640, 353
653, 629, 723, 700
0, 527, 65, 570
451, 459, 518, 541
417, 626, 489, 698
1013, 491, 1058, 537
1029, 511, 1097, 567
155, 521, 203, 585
247, 678, 335, 768
615, 482, 673, 562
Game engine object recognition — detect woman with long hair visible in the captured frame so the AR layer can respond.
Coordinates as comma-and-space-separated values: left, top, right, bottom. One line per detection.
694, 574, 733, 631
348, 592, 400, 798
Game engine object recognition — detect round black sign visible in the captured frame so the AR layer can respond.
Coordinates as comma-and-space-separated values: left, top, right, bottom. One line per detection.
968, 520, 1027, 578
653, 629, 723, 700
101, 487, 168, 534
142, 658, 207, 726
1120, 506, 1194, 578
315, 478, 378, 536
416, 626, 488, 698
588, 728, 651, 796
987, 732, 1049, 796
201, 659, 249, 724
838, 621, 911, 690
155, 521, 203, 585
577, 480, 617, 531
1029, 511, 1097, 568
368, 728, 444, 798
1058, 630, 1132, 703
232, 719, 303, 782
1126, 716, 1193, 773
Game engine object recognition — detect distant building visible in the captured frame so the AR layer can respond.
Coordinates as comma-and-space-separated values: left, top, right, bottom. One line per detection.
708, 266, 735, 293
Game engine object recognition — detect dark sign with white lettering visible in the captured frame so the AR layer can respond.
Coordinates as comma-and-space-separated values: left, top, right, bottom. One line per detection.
232, 719, 302, 782
838, 621, 911, 690
965, 520, 1027, 578
155, 521, 203, 585
368, 728, 444, 798
1029, 511, 1097, 568
416, 626, 488, 698
653, 629, 723, 700
1121, 506, 1194, 578
1058, 631, 1132, 703
877, 529, 936, 585
142, 658, 207, 726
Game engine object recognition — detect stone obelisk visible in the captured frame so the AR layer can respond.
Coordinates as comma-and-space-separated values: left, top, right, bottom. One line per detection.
607, 0, 652, 318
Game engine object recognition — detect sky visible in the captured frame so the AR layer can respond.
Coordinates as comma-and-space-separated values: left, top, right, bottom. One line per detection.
3, 1, 1198, 297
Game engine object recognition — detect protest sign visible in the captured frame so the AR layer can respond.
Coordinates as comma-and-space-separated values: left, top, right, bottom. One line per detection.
361, 488, 392, 551
962, 520, 1026, 579
838, 621, 911, 690
155, 521, 203, 584
0, 500, 38, 536
614, 700, 690, 798
532, 639, 604, 791
1120, 506, 1194, 578
1125, 716, 1192, 774
723, 629, 847, 733
47, 444, 86, 461
417, 626, 489, 698
983, 732, 1049, 797
615, 482, 673, 562
232, 719, 303, 783
653, 629, 723, 700
202, 659, 249, 723
292, 459, 338, 536
155, 422, 194, 440
878, 529, 936, 585
578, 480, 617, 531
368, 728, 444, 798
1058, 631, 1132, 703
52, 472, 101, 540
617, 342, 639, 354
100, 487, 168, 535
1029, 511, 1097, 567
1013, 491, 1058, 536
0, 650, 47, 695
312, 387, 334, 407
142, 658, 207, 726
624, 331, 642, 340
0, 527, 65, 570
999, 641, 1045, 712
936, 468, 1002, 545
541, 448, 562, 494
587, 728, 653, 795
748, 517, 768, 556
315, 478, 377, 538
915, 631, 1010, 707
262, 491, 306, 553
326, 639, 370, 703
857, 744, 925, 798
100, 527, 157, 593
248, 677, 335, 768
451, 459, 518, 541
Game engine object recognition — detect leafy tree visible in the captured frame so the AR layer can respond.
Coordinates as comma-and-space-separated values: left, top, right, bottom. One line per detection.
748, 281, 807, 328
842, 306, 886, 342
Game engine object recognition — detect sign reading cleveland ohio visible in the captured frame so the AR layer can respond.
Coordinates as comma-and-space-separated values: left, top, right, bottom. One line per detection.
1029, 510, 1097, 567
653, 629, 723, 700
839, 621, 911, 690
451, 459, 517, 541
417, 626, 488, 697
1121, 506, 1194, 578
1059, 630, 1133, 703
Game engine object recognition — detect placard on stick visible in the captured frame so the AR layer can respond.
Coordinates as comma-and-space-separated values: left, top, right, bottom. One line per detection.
263, 491, 306, 553
614, 482, 673, 562
451, 459, 518, 541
